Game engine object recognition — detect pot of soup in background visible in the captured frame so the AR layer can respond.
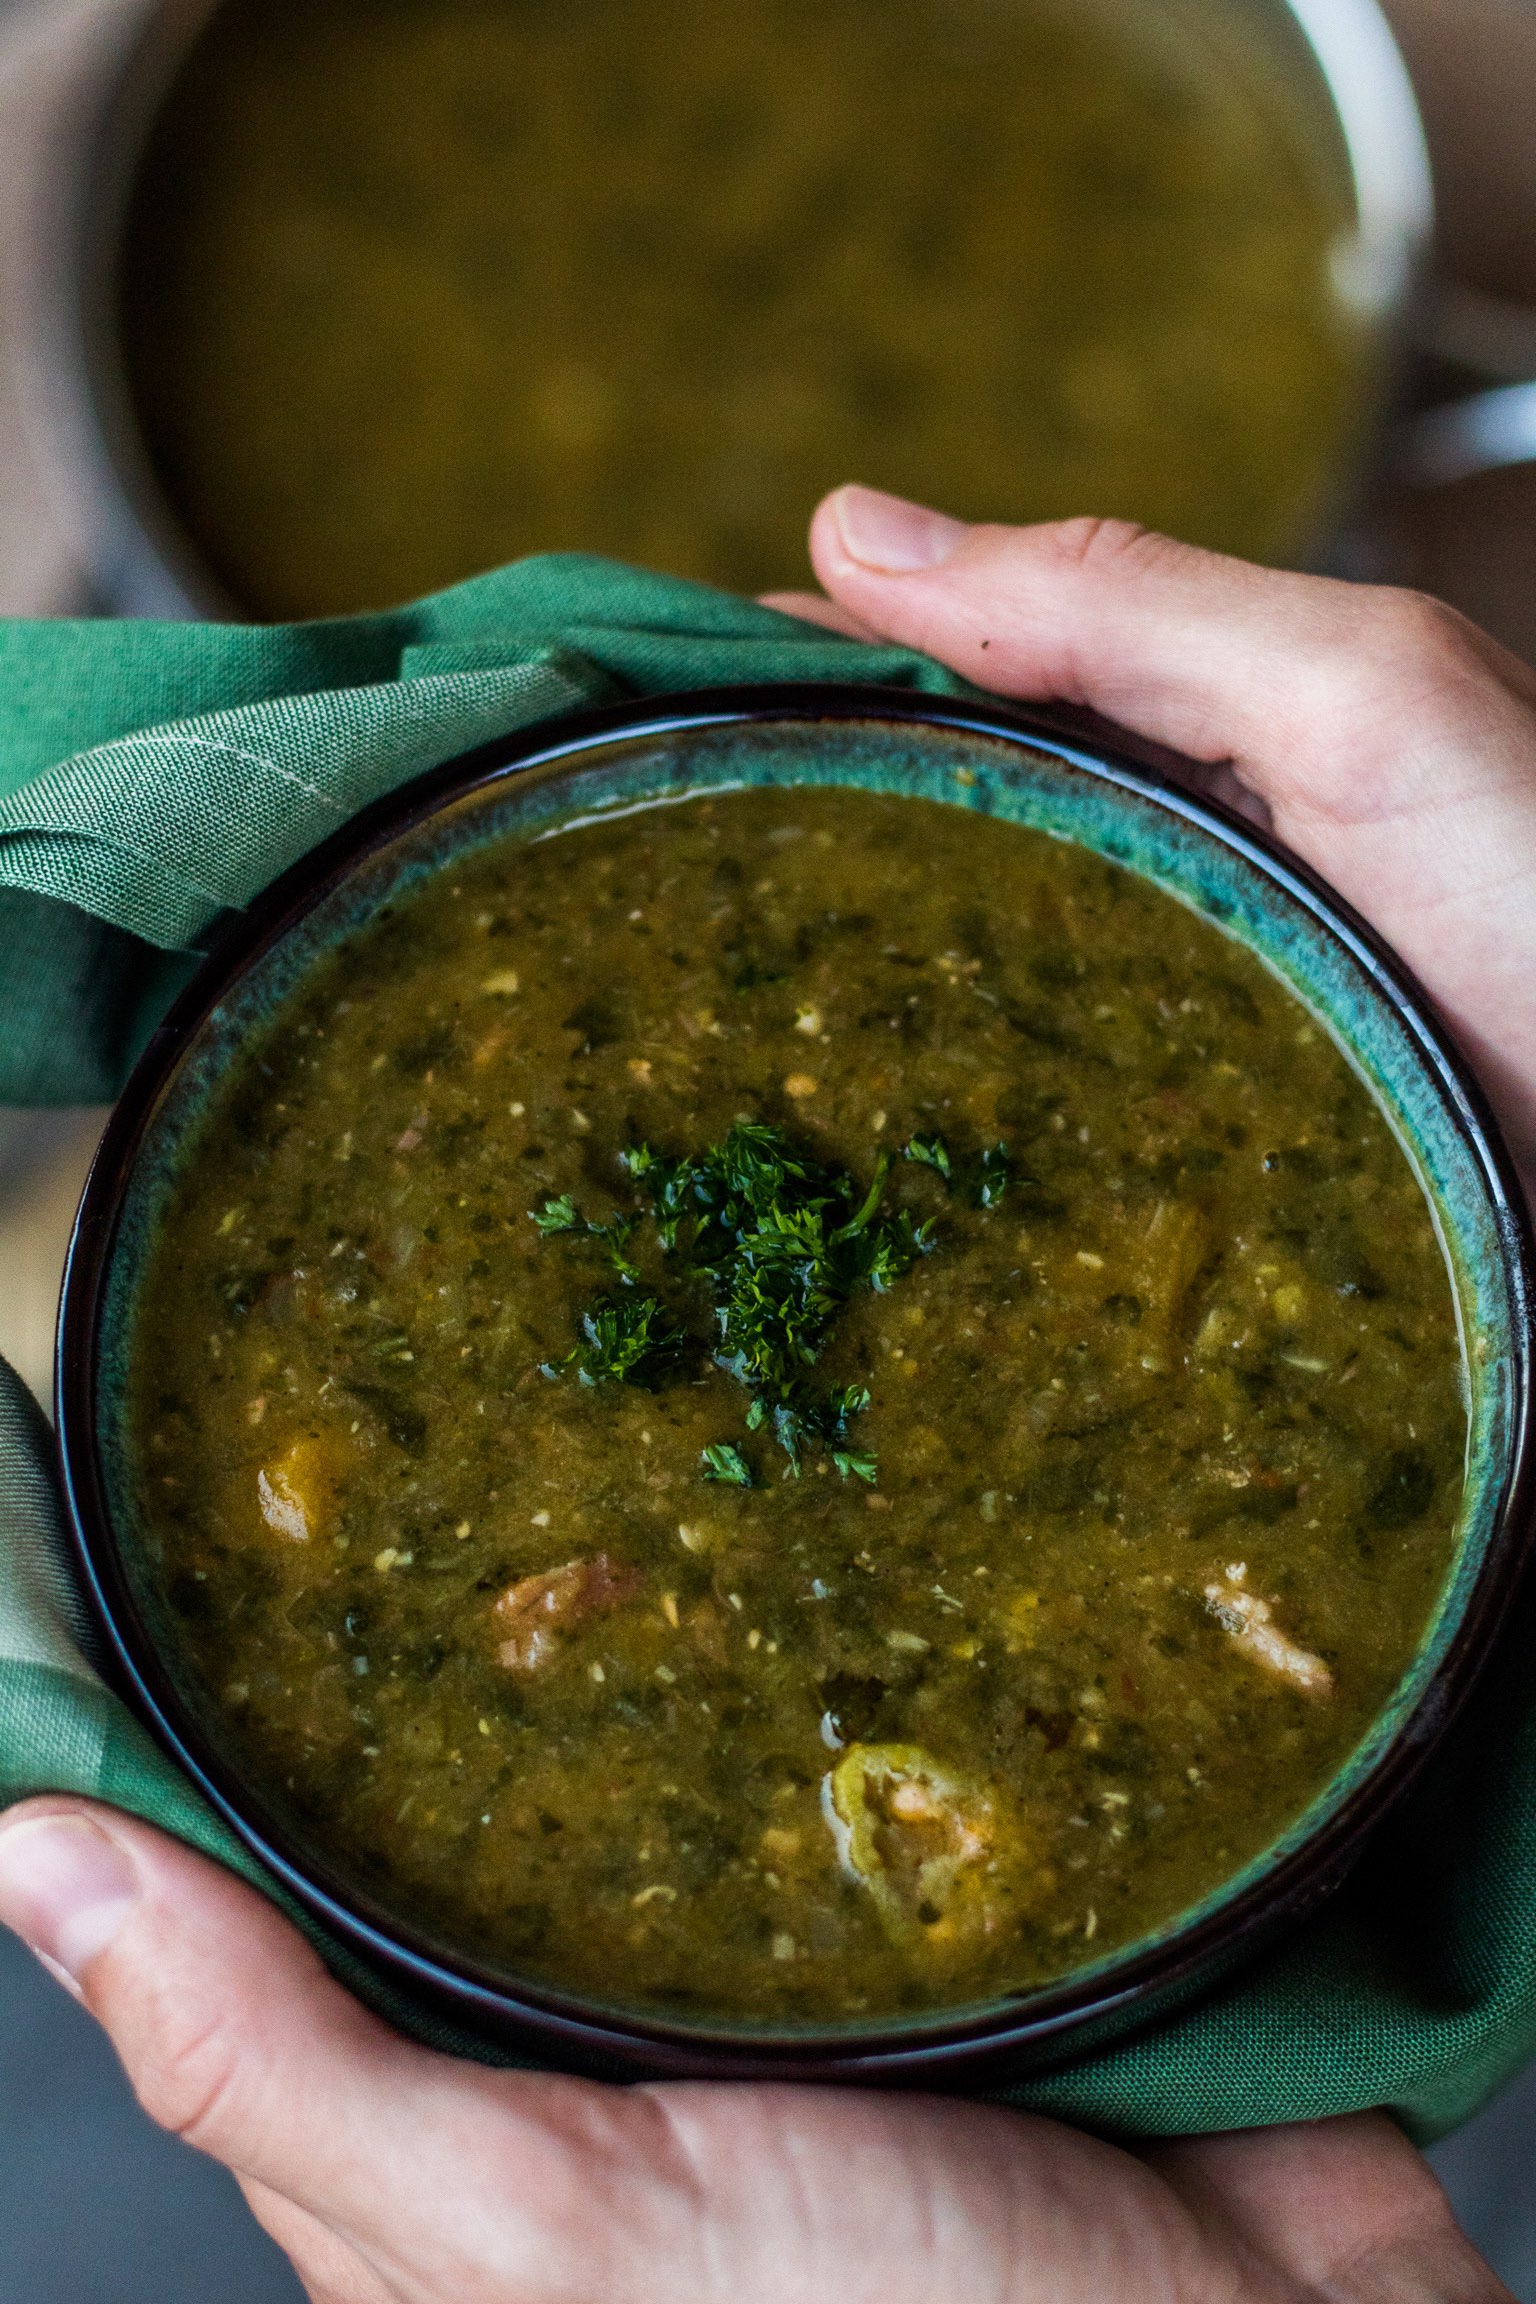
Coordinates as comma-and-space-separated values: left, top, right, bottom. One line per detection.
52, 0, 1430, 619
56, 689, 1534, 2079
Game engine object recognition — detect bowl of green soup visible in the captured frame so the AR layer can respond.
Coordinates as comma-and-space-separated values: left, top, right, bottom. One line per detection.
56, 688, 1534, 2079
58, 0, 1430, 616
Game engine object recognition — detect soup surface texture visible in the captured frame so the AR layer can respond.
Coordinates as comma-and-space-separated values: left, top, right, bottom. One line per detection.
122, 778, 1465, 2027
121, 0, 1368, 615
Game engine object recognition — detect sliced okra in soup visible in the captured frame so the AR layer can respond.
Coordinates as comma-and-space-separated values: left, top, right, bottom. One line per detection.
125, 780, 1467, 2023
823, 1743, 1043, 1949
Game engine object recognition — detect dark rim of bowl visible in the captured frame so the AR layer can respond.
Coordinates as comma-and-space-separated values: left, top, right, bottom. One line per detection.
54, 683, 1536, 2083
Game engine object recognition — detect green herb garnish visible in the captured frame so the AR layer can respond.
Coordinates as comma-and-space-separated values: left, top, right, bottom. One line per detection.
531, 1196, 642, 1281
904, 1132, 952, 1182
902, 1132, 1013, 1208
543, 1292, 683, 1389
535, 1120, 1007, 1485
975, 1142, 1013, 1208
701, 1442, 754, 1486
621, 1124, 929, 1480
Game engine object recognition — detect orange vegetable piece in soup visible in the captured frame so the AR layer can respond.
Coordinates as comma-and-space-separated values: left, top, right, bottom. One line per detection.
256, 1434, 346, 1545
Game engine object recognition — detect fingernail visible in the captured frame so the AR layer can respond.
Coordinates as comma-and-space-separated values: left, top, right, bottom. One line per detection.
830, 485, 969, 573
0, 1815, 138, 1991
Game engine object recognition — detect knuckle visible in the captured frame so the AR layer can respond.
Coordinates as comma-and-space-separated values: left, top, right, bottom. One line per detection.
130, 2001, 249, 2154
1039, 516, 1187, 577
1358, 586, 1487, 682
1277, 583, 1528, 789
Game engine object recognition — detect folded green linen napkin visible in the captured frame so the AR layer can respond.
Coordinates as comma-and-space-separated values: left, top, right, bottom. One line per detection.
1, 551, 1532, 2140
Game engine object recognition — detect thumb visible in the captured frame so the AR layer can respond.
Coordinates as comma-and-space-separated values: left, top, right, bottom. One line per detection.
805, 486, 1536, 1180
0, 1800, 710, 2301
806, 485, 1536, 794
0, 1799, 430, 2213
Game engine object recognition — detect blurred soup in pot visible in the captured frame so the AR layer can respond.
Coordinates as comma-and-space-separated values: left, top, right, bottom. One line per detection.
120, 0, 1376, 616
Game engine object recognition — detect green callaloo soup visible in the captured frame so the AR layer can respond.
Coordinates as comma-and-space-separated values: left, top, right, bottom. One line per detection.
120, 0, 1371, 616
122, 778, 1465, 2026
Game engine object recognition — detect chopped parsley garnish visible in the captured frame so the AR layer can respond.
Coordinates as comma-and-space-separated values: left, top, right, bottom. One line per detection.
904, 1131, 1013, 1208
975, 1142, 1013, 1208
904, 1132, 952, 1182
534, 1120, 1009, 1484
532, 1196, 642, 1282
701, 1442, 754, 1486
541, 1292, 683, 1389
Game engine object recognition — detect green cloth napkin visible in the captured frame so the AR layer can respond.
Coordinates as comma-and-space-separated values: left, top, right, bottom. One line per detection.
1, 551, 1533, 2141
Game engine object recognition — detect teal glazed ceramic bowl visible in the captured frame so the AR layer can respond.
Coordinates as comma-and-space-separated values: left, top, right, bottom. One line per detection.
56, 686, 1536, 2082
